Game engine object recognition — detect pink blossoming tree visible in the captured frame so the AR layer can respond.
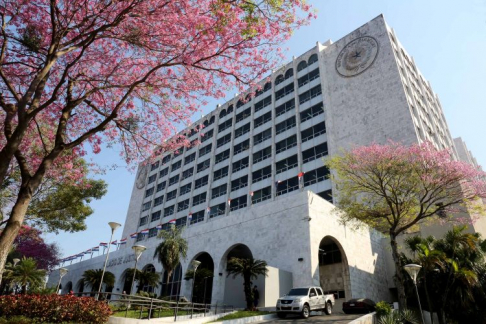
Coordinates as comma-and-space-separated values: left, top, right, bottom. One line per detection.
326, 141, 486, 308
0, 0, 314, 281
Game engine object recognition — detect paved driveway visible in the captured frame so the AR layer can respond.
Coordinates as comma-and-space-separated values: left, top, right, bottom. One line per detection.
255, 313, 362, 324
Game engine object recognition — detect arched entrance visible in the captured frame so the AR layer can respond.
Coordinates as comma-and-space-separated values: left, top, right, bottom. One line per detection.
121, 268, 134, 295
318, 236, 351, 309
75, 279, 85, 296
63, 281, 73, 294
161, 264, 182, 299
187, 252, 214, 304
222, 244, 254, 308
140, 264, 157, 294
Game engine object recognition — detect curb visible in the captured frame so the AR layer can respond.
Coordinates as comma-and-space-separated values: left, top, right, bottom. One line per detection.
211, 313, 277, 324
348, 312, 376, 324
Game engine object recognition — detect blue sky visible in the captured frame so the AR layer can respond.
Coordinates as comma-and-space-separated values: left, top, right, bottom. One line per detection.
45, 0, 486, 258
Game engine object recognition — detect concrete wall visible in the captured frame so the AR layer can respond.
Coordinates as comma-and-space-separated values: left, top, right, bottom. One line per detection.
262, 266, 293, 308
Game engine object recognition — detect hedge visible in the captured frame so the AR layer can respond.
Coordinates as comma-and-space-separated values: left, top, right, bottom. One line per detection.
0, 294, 112, 323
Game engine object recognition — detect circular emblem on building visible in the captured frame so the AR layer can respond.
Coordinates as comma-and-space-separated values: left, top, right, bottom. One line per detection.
335, 36, 379, 77
136, 165, 148, 189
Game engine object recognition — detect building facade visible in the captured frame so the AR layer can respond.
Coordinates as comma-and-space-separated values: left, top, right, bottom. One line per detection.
48, 15, 481, 309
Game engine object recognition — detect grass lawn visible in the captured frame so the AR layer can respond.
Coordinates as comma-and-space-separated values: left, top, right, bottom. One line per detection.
208, 310, 272, 322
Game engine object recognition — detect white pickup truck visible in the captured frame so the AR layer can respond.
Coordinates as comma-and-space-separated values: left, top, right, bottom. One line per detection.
276, 286, 335, 319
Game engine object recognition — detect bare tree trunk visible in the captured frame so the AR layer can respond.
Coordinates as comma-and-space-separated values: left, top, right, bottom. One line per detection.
390, 233, 407, 309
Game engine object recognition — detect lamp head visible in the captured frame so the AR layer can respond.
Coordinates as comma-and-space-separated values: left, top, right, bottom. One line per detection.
108, 222, 122, 232
12, 258, 20, 267
191, 260, 201, 271
132, 245, 146, 259
59, 268, 68, 277
404, 264, 422, 284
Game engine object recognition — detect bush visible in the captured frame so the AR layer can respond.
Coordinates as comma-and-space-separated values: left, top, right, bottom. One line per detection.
378, 309, 419, 324
0, 315, 31, 324
0, 294, 113, 323
375, 301, 392, 318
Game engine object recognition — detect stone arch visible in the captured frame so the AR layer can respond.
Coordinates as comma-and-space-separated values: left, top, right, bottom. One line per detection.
75, 279, 85, 296
140, 264, 157, 294
274, 74, 284, 85
220, 244, 254, 308
188, 252, 214, 304
263, 81, 271, 92
219, 109, 227, 118
120, 268, 134, 295
236, 99, 244, 108
297, 60, 307, 72
63, 281, 73, 294
308, 53, 318, 65
161, 263, 183, 300
227, 104, 234, 114
284, 68, 293, 79
318, 236, 351, 308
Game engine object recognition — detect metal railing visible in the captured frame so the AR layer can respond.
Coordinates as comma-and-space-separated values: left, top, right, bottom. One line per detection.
73, 292, 234, 321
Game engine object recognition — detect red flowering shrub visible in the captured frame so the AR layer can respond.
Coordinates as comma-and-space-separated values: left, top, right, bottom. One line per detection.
0, 294, 112, 323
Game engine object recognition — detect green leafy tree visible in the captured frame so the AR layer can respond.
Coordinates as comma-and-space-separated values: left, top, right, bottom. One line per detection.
125, 268, 160, 294
154, 226, 188, 299
184, 268, 214, 303
82, 269, 115, 292
4, 257, 46, 294
325, 142, 486, 308
226, 257, 268, 310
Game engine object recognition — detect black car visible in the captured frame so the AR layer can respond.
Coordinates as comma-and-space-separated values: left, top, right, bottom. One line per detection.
342, 298, 376, 314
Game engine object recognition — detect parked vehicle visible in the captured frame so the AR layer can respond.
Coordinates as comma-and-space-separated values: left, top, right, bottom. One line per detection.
276, 286, 335, 319
342, 298, 376, 314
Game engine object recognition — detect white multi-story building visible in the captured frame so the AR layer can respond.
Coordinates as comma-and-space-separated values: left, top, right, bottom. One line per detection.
48, 15, 482, 309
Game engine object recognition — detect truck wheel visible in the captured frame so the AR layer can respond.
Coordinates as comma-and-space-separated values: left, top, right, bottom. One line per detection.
301, 305, 310, 319
277, 312, 286, 319
324, 302, 332, 315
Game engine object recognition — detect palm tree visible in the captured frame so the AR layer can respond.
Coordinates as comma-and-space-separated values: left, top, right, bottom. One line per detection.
226, 257, 268, 310
4, 257, 46, 294
125, 268, 160, 294
82, 269, 115, 292
154, 225, 188, 299
184, 267, 214, 303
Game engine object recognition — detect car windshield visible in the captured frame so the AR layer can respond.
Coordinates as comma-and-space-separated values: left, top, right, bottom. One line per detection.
287, 288, 309, 296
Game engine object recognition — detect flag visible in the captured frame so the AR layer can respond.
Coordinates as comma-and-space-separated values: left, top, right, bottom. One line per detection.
275, 180, 282, 189
206, 206, 210, 216
227, 199, 231, 206
156, 224, 163, 230
169, 219, 176, 225
119, 238, 127, 245
298, 171, 305, 189
84, 250, 92, 254
92, 246, 100, 252
188, 213, 193, 221
110, 240, 117, 245
100, 242, 108, 247
76, 253, 84, 258
130, 232, 138, 239
140, 229, 149, 235
250, 191, 254, 197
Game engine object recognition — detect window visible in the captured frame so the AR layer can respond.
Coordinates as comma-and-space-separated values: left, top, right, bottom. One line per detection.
298, 68, 320, 87
233, 139, 250, 155
217, 133, 232, 148
180, 183, 192, 195
318, 242, 342, 265
201, 129, 213, 143
148, 174, 156, 184
302, 143, 328, 163
181, 167, 194, 180
154, 195, 163, 207
275, 84, 294, 100
218, 119, 233, 132
297, 60, 307, 72
252, 128, 271, 146
236, 99, 245, 108
275, 99, 295, 117
159, 167, 169, 178
231, 175, 248, 191
254, 96, 271, 113
177, 199, 190, 212
139, 216, 148, 226
210, 203, 226, 218
187, 139, 197, 152
145, 187, 154, 198
161, 155, 171, 165
169, 174, 180, 186
215, 149, 230, 164
184, 152, 196, 165
136, 233, 144, 242
236, 107, 251, 123
318, 189, 333, 203
276, 155, 298, 174
192, 192, 207, 206
142, 202, 151, 211
284, 68, 294, 80
151, 211, 161, 222
275, 135, 297, 154
212, 184, 227, 199
199, 143, 212, 157
275, 116, 296, 135
254, 111, 271, 128
173, 148, 183, 158
276, 176, 299, 196
156, 181, 166, 192
194, 175, 209, 189
253, 146, 272, 163
232, 157, 249, 173
299, 85, 322, 104
251, 186, 271, 205
150, 161, 159, 171
301, 121, 326, 142
219, 108, 228, 118
303, 166, 329, 186
190, 210, 205, 224
164, 205, 175, 217
300, 103, 324, 122
234, 123, 251, 138
175, 217, 187, 228
275, 74, 284, 86
230, 195, 247, 211
197, 159, 210, 172
148, 227, 158, 238
213, 166, 229, 181
252, 166, 272, 183
171, 160, 182, 172
308, 54, 318, 65
166, 189, 177, 201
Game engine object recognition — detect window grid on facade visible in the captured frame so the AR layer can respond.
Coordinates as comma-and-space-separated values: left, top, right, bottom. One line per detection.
161, 155, 171, 165
181, 167, 194, 180
154, 196, 163, 207
156, 181, 166, 192
251, 186, 272, 205
299, 85, 322, 104
275, 135, 297, 154
234, 123, 251, 138
275, 84, 294, 101
159, 168, 169, 178
164, 205, 175, 217
301, 122, 326, 142
197, 159, 210, 172
218, 119, 233, 132
230, 195, 247, 211
147, 174, 156, 184
252, 166, 272, 183
302, 143, 328, 163
303, 166, 330, 186
184, 153, 196, 165
215, 149, 230, 164
275, 116, 296, 135
275, 99, 295, 117
192, 192, 207, 206
236, 107, 251, 123
139, 216, 148, 226
276, 155, 298, 174
194, 175, 209, 189
201, 129, 214, 143
150, 161, 159, 171
169, 175, 179, 186
254, 96, 272, 113
233, 139, 250, 155
151, 211, 161, 222
210, 203, 226, 218
217, 133, 232, 148
254, 112, 271, 128
300, 103, 324, 122
177, 199, 190, 212
253, 146, 272, 163
191, 210, 205, 224
276, 176, 299, 196
148, 227, 158, 238
171, 160, 182, 172
213, 166, 229, 181
212, 184, 227, 199
253, 128, 272, 145
231, 175, 248, 191
142, 202, 151, 211
145, 187, 154, 198
166, 189, 177, 201
180, 183, 192, 195
298, 68, 320, 87
232, 157, 249, 173
199, 143, 212, 157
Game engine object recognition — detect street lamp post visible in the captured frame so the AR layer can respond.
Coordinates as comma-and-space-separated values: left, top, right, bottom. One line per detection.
130, 245, 147, 295
190, 260, 201, 318
12, 258, 20, 267
202, 276, 213, 316
404, 264, 425, 324
11, 258, 21, 294
56, 268, 68, 294
97, 222, 121, 299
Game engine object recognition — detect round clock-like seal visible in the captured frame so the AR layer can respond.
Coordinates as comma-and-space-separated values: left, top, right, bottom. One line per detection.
136, 165, 148, 189
336, 36, 379, 77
